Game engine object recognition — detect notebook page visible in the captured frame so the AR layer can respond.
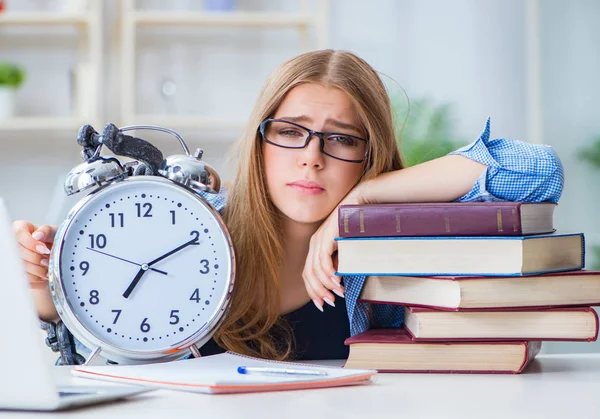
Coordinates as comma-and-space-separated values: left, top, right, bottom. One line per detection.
72, 352, 377, 394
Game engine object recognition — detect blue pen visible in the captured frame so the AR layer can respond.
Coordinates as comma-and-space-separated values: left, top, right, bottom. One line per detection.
237, 366, 328, 377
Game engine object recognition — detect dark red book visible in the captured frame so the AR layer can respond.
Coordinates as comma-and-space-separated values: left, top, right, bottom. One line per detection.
358, 270, 600, 310
403, 306, 599, 342
344, 328, 541, 374
338, 202, 556, 237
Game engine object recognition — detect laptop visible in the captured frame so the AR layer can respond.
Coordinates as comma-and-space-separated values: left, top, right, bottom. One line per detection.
0, 198, 151, 411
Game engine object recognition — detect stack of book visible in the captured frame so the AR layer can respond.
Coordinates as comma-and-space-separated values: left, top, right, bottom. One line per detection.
335, 202, 598, 374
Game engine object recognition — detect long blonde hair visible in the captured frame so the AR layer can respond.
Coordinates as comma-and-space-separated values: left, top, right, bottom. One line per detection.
214, 49, 403, 360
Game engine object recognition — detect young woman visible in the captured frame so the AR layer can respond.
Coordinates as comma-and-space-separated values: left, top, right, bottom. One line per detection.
13, 49, 563, 361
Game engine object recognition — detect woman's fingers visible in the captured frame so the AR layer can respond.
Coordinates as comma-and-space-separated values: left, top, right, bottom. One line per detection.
27, 272, 50, 290
310, 231, 344, 297
303, 236, 328, 310
19, 244, 49, 266
24, 260, 49, 280
31, 224, 57, 245
13, 221, 56, 283
303, 216, 345, 312
14, 220, 51, 254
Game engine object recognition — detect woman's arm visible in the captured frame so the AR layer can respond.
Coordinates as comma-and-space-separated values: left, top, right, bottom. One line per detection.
352, 154, 486, 204
356, 118, 564, 205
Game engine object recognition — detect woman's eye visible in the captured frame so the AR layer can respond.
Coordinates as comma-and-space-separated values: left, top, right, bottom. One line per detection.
328, 135, 356, 146
279, 129, 303, 137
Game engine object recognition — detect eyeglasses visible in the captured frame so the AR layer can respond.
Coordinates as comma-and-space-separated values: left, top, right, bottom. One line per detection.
258, 119, 368, 163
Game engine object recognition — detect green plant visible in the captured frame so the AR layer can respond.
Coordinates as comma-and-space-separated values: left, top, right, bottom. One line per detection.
390, 95, 468, 167
579, 136, 600, 168
579, 136, 600, 270
0, 63, 25, 89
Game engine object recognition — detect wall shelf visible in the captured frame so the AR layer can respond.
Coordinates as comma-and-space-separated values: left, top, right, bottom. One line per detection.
0, 116, 87, 131
119, 0, 329, 130
0, 2, 328, 135
132, 11, 312, 27
0, 6, 103, 134
0, 12, 90, 26
131, 114, 246, 131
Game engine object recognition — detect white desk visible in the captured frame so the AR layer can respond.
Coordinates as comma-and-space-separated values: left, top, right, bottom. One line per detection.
2, 354, 600, 419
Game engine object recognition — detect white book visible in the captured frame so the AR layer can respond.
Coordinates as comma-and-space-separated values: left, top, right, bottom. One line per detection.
72, 352, 377, 394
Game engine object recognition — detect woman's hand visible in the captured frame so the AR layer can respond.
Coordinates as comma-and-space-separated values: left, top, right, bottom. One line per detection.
302, 187, 363, 311
13, 220, 61, 321
12, 221, 57, 288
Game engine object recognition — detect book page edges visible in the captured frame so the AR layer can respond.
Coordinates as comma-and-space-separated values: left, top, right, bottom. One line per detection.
404, 307, 599, 341
522, 234, 585, 273
359, 275, 461, 308
344, 341, 534, 374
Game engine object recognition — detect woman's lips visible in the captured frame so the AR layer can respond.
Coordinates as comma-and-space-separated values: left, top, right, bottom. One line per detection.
287, 181, 325, 195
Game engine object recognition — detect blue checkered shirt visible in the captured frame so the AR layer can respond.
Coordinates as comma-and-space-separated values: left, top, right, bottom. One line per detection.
200, 118, 565, 337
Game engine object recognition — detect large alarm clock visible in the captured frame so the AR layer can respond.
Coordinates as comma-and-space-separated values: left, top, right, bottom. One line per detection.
48, 124, 235, 365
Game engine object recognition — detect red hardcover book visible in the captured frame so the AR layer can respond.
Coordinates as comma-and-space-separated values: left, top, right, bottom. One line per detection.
338, 202, 556, 237
358, 270, 600, 310
344, 328, 541, 374
403, 306, 599, 342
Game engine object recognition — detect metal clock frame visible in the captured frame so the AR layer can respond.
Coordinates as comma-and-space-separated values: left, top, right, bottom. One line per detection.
48, 175, 236, 365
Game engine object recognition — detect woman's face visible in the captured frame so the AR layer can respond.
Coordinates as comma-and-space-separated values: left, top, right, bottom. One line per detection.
262, 83, 366, 225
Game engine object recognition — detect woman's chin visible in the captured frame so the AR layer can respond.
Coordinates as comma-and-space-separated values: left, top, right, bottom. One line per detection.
280, 209, 330, 226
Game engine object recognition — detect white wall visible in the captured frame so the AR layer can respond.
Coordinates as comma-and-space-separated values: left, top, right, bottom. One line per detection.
329, 0, 528, 141
535, 0, 600, 354
1, 0, 599, 354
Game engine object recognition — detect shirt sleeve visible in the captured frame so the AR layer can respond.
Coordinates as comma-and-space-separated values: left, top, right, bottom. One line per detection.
343, 275, 405, 334
370, 304, 405, 329
449, 118, 564, 203
197, 186, 228, 214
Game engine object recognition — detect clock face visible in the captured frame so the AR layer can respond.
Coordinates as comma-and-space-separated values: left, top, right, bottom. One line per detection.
52, 177, 233, 358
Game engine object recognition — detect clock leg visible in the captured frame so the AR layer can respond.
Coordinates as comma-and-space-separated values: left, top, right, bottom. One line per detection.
190, 345, 202, 358
84, 346, 102, 366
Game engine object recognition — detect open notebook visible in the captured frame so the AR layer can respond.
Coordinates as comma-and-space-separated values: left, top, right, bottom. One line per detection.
72, 352, 377, 394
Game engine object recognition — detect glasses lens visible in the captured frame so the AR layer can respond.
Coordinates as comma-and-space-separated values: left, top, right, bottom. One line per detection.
322, 134, 367, 162
262, 120, 367, 162
263, 120, 309, 148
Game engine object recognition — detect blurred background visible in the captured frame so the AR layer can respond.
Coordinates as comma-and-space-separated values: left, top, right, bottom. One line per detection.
0, 0, 598, 357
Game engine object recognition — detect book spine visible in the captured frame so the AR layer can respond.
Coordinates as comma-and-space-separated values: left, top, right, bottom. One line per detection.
519, 341, 542, 373
338, 204, 524, 237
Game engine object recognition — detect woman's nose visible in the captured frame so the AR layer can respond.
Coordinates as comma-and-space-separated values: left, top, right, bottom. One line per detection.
298, 134, 324, 168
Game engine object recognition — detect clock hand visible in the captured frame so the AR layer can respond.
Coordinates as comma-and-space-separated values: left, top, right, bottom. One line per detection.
147, 236, 200, 267
122, 267, 147, 299
86, 247, 167, 275
122, 236, 200, 299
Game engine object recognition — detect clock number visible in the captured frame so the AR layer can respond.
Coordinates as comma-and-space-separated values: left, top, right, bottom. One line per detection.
89, 290, 100, 305
169, 310, 180, 325
109, 212, 124, 228
135, 203, 153, 218
189, 288, 201, 303
140, 318, 151, 333
190, 230, 200, 244
170, 210, 176, 225
111, 309, 122, 324
89, 234, 107, 249
79, 261, 89, 276
199, 259, 210, 274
